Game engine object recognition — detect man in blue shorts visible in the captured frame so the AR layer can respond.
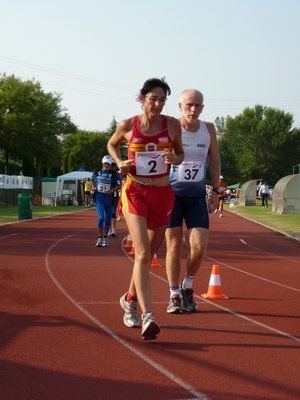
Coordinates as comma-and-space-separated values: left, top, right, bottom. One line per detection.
165, 89, 220, 313
92, 155, 121, 247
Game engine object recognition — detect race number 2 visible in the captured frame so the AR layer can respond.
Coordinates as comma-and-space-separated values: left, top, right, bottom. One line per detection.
135, 151, 167, 176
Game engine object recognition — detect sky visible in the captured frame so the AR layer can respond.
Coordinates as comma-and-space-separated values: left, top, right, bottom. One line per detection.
1, 0, 300, 132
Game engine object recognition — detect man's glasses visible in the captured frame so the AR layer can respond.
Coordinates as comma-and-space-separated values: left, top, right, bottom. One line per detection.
145, 96, 167, 104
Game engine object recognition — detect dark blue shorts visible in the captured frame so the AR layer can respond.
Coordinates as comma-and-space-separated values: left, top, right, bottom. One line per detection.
167, 196, 209, 230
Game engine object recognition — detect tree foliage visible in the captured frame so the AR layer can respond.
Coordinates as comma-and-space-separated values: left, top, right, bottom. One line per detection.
216, 105, 300, 185
3, 72, 299, 186
0, 73, 76, 176
61, 130, 109, 172
60, 114, 130, 173
214, 116, 229, 138
104, 115, 118, 138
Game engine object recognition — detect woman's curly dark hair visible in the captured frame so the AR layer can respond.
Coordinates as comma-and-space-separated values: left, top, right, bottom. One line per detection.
137, 77, 171, 102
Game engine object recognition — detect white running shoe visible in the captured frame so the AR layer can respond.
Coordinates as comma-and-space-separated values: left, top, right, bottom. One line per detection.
95, 237, 102, 247
142, 313, 160, 340
120, 293, 139, 327
167, 296, 183, 314
220, 213, 223, 217
102, 237, 109, 246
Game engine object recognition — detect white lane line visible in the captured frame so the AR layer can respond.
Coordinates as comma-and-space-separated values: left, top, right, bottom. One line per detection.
122, 236, 300, 341
152, 270, 300, 342
198, 296, 300, 342
236, 238, 300, 264
227, 209, 300, 243
206, 254, 300, 292
219, 215, 300, 264
45, 231, 211, 400
182, 237, 300, 293
0, 233, 19, 240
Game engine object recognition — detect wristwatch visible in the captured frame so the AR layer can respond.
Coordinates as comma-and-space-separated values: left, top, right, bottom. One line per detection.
212, 187, 219, 193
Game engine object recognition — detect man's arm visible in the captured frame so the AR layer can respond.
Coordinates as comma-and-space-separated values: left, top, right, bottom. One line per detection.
206, 122, 220, 211
206, 122, 220, 188
108, 184, 121, 195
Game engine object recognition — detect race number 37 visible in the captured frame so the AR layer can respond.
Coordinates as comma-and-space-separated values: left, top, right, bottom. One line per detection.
178, 162, 203, 182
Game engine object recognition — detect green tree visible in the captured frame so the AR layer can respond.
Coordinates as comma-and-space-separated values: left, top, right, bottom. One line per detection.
221, 105, 300, 185
104, 116, 128, 158
0, 73, 76, 176
61, 116, 129, 173
62, 153, 68, 174
104, 115, 118, 138
68, 152, 76, 172
61, 130, 108, 172
217, 135, 240, 183
214, 116, 230, 138
103, 116, 128, 159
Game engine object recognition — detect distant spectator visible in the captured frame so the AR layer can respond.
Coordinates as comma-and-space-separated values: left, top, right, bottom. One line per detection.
214, 175, 227, 217
81, 177, 92, 208
226, 188, 232, 200
258, 182, 270, 208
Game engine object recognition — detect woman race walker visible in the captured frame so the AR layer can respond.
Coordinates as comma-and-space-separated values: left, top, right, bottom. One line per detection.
107, 77, 184, 340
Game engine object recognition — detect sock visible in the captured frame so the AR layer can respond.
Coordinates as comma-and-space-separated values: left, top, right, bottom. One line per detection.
183, 274, 195, 289
142, 311, 152, 319
126, 293, 138, 302
169, 285, 180, 298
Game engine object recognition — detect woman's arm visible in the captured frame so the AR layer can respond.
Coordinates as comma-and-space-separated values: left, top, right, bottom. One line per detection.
107, 118, 133, 174
162, 117, 184, 165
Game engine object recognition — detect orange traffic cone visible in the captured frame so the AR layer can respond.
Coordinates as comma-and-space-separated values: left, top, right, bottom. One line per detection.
123, 233, 132, 248
151, 253, 162, 268
128, 243, 135, 255
201, 265, 229, 299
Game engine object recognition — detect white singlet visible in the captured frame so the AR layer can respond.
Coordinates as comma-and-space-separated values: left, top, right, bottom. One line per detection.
170, 120, 210, 197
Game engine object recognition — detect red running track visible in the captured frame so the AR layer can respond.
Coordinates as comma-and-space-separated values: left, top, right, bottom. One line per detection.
0, 208, 299, 400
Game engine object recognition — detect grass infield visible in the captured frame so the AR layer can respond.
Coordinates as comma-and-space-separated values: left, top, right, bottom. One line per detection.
224, 200, 300, 241
0, 205, 95, 225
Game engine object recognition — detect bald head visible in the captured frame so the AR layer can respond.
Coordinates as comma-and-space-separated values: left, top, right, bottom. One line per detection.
180, 89, 204, 103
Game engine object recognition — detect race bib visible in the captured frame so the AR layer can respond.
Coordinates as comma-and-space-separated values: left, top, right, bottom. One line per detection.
97, 182, 110, 193
178, 161, 203, 182
135, 151, 167, 176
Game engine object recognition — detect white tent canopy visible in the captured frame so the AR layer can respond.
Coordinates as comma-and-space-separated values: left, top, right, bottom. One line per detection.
55, 170, 92, 205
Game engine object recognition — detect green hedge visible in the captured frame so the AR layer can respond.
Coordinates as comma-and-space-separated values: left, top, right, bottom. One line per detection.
0, 159, 22, 175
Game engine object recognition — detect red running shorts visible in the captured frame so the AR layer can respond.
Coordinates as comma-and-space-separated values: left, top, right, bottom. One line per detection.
119, 178, 175, 227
